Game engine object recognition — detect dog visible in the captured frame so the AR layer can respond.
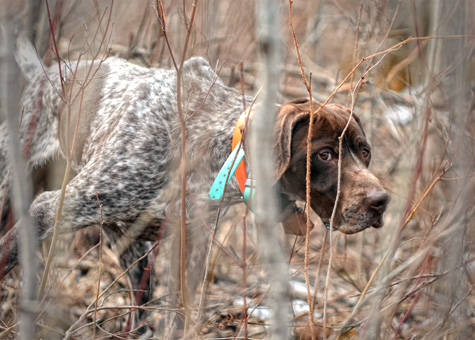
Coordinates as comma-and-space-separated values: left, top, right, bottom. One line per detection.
0, 38, 389, 332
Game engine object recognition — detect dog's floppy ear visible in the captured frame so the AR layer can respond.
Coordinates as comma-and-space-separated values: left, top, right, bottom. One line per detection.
274, 98, 317, 181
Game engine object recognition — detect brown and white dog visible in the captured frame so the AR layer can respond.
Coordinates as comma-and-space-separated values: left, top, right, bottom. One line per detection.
0, 38, 388, 329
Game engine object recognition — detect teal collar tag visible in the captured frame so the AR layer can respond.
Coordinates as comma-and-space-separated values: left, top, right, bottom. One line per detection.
209, 145, 245, 201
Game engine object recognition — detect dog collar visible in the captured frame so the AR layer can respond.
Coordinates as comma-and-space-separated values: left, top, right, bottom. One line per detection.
209, 108, 255, 204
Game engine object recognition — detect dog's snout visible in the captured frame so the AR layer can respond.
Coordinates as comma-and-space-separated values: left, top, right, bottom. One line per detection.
367, 190, 389, 214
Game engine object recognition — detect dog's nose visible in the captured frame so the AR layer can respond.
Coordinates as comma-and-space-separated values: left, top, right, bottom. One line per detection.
367, 190, 390, 214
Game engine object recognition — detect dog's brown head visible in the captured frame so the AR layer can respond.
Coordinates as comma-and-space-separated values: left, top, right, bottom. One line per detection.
275, 98, 389, 234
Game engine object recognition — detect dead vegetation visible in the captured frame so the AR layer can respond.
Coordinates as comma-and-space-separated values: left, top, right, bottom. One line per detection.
0, 0, 474, 339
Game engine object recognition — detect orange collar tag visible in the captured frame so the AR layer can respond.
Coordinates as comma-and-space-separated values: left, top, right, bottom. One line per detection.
232, 108, 255, 193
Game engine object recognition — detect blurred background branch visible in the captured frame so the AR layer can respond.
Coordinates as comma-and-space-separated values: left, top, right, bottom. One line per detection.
251, 0, 289, 339
0, 8, 38, 340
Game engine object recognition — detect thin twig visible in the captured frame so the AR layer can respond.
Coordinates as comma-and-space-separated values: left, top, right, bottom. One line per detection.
346, 0, 364, 106
45, 0, 65, 97
242, 216, 248, 339
93, 194, 104, 339
154, 0, 178, 70
311, 228, 328, 310
167, 0, 200, 331
288, 1, 316, 337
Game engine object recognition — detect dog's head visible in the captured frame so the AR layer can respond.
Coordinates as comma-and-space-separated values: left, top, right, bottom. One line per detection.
274, 98, 389, 234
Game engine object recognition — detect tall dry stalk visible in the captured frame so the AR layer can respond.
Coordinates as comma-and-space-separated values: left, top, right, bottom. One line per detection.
0, 13, 37, 340
251, 1, 290, 339
155, 0, 201, 333
288, 1, 317, 338
175, 0, 200, 329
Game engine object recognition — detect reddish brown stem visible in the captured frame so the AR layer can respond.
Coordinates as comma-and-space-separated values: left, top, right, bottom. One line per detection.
45, 0, 65, 97
288, 1, 316, 338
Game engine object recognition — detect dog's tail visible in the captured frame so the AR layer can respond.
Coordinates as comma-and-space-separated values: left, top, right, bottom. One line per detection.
14, 34, 44, 81
1, 36, 62, 230
0, 123, 12, 229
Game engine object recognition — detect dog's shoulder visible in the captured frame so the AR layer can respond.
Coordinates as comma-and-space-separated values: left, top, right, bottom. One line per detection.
182, 57, 225, 89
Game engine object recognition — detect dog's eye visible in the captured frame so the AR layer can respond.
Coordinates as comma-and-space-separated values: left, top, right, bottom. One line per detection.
319, 151, 333, 161
362, 148, 370, 158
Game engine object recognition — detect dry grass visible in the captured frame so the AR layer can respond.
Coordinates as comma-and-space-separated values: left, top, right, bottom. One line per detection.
0, 0, 474, 339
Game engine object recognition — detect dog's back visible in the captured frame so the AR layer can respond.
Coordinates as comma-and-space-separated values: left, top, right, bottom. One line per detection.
1, 36, 61, 228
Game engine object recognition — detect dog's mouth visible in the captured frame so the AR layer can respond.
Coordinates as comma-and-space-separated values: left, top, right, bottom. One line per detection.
320, 212, 386, 234
316, 190, 390, 235
371, 214, 385, 229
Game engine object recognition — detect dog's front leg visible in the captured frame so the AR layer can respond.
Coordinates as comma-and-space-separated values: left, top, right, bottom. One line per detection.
0, 224, 20, 278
